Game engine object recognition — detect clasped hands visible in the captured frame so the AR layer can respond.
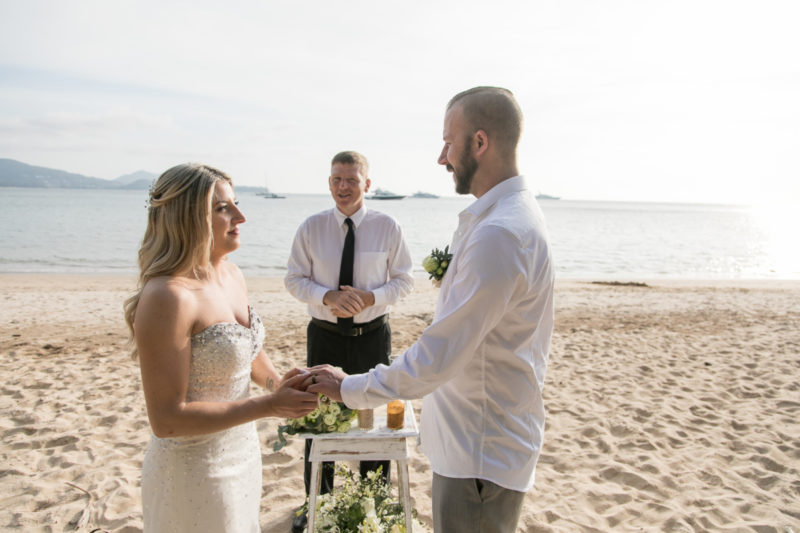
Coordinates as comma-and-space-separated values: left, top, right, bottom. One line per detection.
271, 285, 370, 416
323, 285, 375, 318
267, 364, 347, 418
281, 365, 348, 403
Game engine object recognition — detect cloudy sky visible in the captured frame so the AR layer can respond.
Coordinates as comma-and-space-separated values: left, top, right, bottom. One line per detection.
1, 0, 798, 204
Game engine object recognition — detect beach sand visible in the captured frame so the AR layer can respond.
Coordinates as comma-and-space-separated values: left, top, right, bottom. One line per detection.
1, 275, 798, 532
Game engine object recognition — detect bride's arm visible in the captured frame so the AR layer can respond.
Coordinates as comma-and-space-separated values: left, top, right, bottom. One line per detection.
135, 280, 318, 438
251, 351, 282, 392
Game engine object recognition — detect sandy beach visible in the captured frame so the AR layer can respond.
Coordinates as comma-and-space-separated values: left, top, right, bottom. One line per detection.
1, 274, 798, 532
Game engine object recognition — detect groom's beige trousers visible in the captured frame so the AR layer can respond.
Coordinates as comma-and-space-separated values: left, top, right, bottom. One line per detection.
432, 472, 526, 533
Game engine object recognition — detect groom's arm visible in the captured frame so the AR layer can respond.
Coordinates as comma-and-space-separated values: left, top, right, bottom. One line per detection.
320, 224, 531, 409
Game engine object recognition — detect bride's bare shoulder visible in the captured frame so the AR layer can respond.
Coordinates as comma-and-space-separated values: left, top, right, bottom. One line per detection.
138, 276, 200, 315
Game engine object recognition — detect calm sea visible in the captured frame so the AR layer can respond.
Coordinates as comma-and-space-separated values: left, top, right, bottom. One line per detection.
1, 187, 798, 279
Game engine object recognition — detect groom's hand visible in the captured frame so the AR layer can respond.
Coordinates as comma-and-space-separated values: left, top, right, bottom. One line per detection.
305, 364, 347, 402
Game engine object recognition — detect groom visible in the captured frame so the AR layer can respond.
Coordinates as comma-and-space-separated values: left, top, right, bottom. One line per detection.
304, 87, 555, 533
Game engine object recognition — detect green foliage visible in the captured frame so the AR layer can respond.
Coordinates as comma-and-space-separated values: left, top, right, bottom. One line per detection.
421, 245, 452, 281
303, 466, 416, 533
273, 395, 356, 451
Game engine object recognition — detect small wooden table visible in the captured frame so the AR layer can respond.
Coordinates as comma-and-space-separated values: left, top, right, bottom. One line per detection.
300, 401, 419, 533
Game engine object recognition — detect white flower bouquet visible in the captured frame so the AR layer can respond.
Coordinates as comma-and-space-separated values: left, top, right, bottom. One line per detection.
273, 394, 356, 451
422, 245, 452, 285
303, 465, 419, 533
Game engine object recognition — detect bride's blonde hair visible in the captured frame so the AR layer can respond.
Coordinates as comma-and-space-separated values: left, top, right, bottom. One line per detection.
123, 163, 233, 358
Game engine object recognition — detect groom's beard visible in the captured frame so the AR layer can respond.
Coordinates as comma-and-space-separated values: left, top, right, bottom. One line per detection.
453, 141, 478, 195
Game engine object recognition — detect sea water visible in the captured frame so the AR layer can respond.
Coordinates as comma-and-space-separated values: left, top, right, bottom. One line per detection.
1, 187, 798, 279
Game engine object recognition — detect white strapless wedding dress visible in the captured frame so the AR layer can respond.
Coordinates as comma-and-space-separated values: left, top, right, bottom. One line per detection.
142, 308, 265, 532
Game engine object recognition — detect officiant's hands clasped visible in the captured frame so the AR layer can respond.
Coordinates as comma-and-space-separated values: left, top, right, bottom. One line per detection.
322, 285, 375, 318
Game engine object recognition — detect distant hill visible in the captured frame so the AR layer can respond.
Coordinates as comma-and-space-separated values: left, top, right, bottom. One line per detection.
0, 158, 118, 188
0, 158, 271, 193
117, 179, 155, 190
114, 170, 158, 186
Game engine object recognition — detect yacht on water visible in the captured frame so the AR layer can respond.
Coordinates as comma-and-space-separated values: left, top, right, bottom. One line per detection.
368, 188, 406, 200
410, 191, 439, 198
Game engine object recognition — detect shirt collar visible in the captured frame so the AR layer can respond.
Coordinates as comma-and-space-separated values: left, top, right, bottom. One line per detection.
334, 203, 367, 229
461, 175, 528, 220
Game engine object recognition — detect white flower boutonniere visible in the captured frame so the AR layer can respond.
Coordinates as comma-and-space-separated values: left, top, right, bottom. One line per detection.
422, 245, 452, 287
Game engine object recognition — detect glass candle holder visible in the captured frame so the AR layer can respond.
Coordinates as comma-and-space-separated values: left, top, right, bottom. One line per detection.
357, 408, 374, 429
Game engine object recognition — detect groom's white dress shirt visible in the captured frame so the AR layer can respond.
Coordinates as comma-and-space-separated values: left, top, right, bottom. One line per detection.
341, 176, 555, 492
284, 204, 414, 324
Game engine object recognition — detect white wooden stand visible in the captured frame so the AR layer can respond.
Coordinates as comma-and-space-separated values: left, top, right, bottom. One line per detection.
302, 401, 419, 533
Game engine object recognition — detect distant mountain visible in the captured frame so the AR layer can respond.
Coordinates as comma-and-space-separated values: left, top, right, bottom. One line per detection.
0, 158, 271, 192
114, 170, 157, 186
0, 158, 116, 188
0, 159, 161, 189
118, 179, 155, 190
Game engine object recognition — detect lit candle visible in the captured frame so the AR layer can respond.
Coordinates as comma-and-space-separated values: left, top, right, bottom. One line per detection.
386, 400, 404, 429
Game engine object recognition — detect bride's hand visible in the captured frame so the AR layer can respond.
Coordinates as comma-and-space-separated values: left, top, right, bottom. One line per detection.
266, 373, 319, 418
279, 367, 311, 390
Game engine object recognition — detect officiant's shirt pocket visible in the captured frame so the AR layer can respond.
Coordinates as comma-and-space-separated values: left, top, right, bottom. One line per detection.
355, 251, 389, 288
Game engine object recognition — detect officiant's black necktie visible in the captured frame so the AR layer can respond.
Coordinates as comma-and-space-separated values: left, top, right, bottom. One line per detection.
337, 218, 355, 333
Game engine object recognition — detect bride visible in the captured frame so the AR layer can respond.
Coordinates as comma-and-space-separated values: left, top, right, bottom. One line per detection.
123, 163, 318, 532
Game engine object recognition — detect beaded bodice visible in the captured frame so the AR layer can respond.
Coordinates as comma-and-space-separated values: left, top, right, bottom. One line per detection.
187, 307, 265, 403
142, 308, 265, 532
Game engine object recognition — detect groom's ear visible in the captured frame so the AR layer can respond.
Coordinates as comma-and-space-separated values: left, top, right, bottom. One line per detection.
474, 129, 489, 157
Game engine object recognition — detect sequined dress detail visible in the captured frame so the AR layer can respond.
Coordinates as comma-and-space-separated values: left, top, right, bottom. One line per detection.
142, 308, 265, 532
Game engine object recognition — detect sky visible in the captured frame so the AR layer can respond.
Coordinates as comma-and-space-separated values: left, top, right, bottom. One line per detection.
1, 0, 798, 204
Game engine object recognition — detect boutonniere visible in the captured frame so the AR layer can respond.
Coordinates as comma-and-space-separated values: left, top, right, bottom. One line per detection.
422, 245, 452, 287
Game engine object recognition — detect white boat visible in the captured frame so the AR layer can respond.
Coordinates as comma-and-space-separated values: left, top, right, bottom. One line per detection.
369, 188, 405, 200
410, 191, 439, 198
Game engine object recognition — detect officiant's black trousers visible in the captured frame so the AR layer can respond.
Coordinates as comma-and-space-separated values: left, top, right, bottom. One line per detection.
303, 319, 392, 495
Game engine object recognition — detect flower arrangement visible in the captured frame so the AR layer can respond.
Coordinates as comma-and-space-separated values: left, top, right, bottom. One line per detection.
303, 465, 418, 533
273, 394, 356, 451
422, 245, 452, 284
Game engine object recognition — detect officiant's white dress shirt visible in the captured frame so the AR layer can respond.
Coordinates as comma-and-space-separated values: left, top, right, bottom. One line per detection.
285, 204, 414, 323
341, 176, 555, 492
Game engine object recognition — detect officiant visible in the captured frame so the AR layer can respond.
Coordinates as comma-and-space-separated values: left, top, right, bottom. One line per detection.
283, 150, 414, 533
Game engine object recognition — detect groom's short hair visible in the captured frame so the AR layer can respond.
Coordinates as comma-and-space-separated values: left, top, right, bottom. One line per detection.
447, 87, 523, 156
